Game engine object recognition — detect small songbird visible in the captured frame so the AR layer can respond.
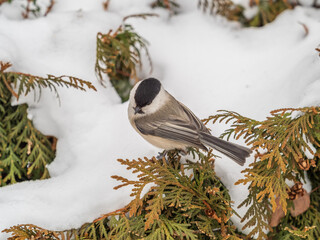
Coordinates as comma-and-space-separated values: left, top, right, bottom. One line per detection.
128, 78, 251, 166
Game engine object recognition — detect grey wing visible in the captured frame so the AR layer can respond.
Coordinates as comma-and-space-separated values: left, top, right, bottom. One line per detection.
178, 102, 210, 134
135, 104, 207, 150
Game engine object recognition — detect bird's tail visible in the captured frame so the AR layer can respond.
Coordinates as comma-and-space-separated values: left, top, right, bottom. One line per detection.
200, 133, 251, 166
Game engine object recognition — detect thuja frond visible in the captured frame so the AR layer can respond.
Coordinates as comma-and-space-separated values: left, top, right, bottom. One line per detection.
3, 72, 96, 102
205, 107, 320, 239
198, 0, 246, 23
198, 0, 298, 27
111, 149, 241, 239
2, 224, 76, 240
248, 0, 294, 27
0, 108, 52, 185
238, 187, 271, 239
269, 163, 320, 239
0, 0, 55, 18
0, 95, 55, 186
0, 61, 96, 186
150, 0, 180, 14
95, 18, 152, 102
0, 146, 24, 184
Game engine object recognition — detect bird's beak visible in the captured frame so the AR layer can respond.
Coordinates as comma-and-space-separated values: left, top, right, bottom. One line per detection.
134, 106, 144, 114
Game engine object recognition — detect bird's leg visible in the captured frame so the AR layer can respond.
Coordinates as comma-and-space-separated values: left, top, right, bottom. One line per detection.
179, 149, 188, 156
156, 150, 167, 160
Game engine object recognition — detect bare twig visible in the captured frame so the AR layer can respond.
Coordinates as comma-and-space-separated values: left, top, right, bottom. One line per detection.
298, 22, 309, 37
123, 13, 159, 22
1, 75, 19, 99
93, 205, 130, 222
103, 0, 110, 10
22, 0, 32, 19
44, 0, 55, 16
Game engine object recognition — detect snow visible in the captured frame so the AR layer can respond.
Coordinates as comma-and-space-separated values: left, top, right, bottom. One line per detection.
0, 0, 320, 238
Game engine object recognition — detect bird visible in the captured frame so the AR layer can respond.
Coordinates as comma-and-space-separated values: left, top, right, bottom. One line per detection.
128, 78, 251, 166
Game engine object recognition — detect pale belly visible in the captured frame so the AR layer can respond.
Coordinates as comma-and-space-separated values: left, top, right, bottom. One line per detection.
139, 133, 189, 150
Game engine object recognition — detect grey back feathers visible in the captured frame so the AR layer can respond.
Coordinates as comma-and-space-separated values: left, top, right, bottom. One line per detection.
134, 78, 161, 108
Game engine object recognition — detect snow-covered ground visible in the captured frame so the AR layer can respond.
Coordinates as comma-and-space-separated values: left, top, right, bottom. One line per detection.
0, 0, 319, 238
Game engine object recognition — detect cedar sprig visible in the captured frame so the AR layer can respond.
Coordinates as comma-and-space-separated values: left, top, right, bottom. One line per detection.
248, 0, 294, 27
204, 107, 320, 239
198, 0, 246, 23
198, 0, 296, 27
0, 61, 96, 186
95, 15, 153, 102
1, 61, 96, 101
237, 186, 272, 239
0, 0, 55, 18
5, 72, 96, 102
111, 149, 241, 239
269, 160, 320, 239
0, 81, 55, 185
2, 224, 76, 240
150, 0, 180, 14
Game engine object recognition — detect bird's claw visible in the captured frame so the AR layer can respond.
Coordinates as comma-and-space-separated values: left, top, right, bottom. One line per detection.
156, 150, 167, 160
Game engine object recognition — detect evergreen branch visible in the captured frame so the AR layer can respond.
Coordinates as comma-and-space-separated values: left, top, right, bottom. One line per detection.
0, 61, 12, 72
198, 0, 246, 23
0, 146, 24, 184
0, 61, 94, 187
122, 13, 159, 22
2, 224, 75, 240
284, 226, 316, 239
1, 74, 19, 99
150, 0, 180, 13
207, 107, 320, 239
6, 72, 96, 101
238, 188, 271, 239
110, 149, 240, 238
95, 22, 152, 102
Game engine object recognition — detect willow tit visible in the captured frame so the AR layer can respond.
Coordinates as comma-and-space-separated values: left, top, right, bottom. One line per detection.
128, 78, 251, 166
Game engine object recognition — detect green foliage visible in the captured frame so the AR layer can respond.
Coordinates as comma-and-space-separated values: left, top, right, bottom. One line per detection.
2, 224, 76, 240
198, 0, 246, 24
3, 149, 244, 239
204, 107, 320, 239
198, 0, 296, 27
151, 0, 180, 14
107, 149, 241, 239
0, 62, 96, 186
248, 0, 294, 27
0, 0, 55, 18
237, 187, 271, 239
8, 71, 96, 102
269, 160, 320, 240
95, 16, 153, 102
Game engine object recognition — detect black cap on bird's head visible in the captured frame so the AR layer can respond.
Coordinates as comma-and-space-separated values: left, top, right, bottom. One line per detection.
134, 78, 161, 114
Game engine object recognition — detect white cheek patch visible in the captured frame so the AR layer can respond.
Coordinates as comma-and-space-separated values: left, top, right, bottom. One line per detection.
143, 88, 168, 115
